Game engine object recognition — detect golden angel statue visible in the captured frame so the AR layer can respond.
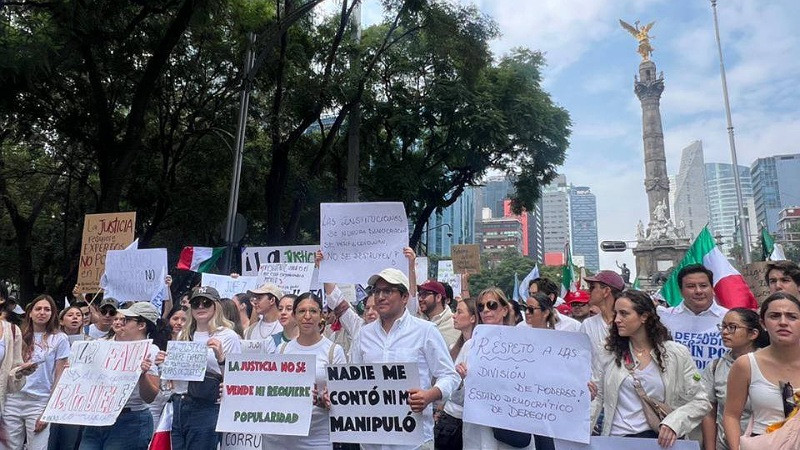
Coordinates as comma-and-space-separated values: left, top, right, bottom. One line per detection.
619, 19, 655, 61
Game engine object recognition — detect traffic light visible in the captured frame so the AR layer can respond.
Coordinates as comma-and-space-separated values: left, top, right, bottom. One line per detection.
600, 241, 628, 252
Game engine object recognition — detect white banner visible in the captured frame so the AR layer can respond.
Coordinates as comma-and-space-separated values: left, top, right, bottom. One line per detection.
319, 202, 409, 284
101, 248, 168, 303
216, 353, 316, 435
554, 436, 700, 450
240, 340, 273, 355
42, 340, 152, 426
463, 325, 592, 444
437, 260, 462, 296
200, 273, 260, 299
327, 363, 424, 446
416, 257, 429, 282
257, 263, 316, 296
660, 314, 725, 370
162, 341, 207, 381
241, 245, 319, 276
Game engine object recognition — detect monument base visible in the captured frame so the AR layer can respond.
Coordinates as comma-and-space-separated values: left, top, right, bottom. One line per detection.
633, 239, 691, 291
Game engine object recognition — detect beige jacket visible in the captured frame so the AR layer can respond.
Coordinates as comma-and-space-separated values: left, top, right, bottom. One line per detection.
0, 321, 26, 410
424, 307, 459, 349
591, 340, 711, 437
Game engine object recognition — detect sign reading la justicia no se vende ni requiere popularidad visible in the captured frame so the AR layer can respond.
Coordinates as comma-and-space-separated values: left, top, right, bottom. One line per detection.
464, 325, 593, 444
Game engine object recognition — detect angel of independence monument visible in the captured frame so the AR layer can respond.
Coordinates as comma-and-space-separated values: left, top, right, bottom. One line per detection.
620, 19, 690, 289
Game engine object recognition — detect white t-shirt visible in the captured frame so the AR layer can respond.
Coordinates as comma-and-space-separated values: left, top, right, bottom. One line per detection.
609, 362, 665, 436
123, 343, 160, 411
265, 337, 346, 450
21, 332, 70, 398
443, 339, 471, 419
88, 324, 110, 339
554, 313, 581, 332
244, 319, 283, 341
579, 314, 612, 381
173, 327, 242, 394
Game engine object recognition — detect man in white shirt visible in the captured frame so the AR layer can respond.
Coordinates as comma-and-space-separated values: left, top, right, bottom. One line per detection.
417, 280, 459, 348
349, 268, 459, 450
243, 283, 284, 340
659, 264, 728, 318
579, 270, 625, 380
528, 277, 581, 332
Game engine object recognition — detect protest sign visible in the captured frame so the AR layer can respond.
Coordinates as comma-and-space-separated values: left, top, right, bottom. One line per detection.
241, 245, 319, 276
660, 314, 725, 370
327, 363, 424, 446
319, 202, 409, 284
101, 248, 167, 303
553, 436, 699, 450
216, 353, 316, 435
77, 212, 136, 292
201, 273, 260, 299
42, 339, 151, 426
742, 261, 770, 306
451, 244, 481, 274
240, 340, 272, 355
463, 325, 592, 444
257, 263, 316, 295
415, 257, 429, 281
162, 341, 207, 381
220, 433, 264, 450
437, 260, 462, 296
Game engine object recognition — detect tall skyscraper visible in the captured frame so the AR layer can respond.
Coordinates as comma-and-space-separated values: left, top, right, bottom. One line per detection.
542, 174, 571, 255
705, 163, 753, 254
423, 187, 476, 256
570, 185, 599, 272
673, 141, 709, 240
751, 154, 800, 232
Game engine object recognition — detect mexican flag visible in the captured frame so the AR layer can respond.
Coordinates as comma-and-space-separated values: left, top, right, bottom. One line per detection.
660, 227, 757, 309
760, 228, 787, 261
148, 402, 172, 450
176, 246, 224, 272
560, 243, 576, 298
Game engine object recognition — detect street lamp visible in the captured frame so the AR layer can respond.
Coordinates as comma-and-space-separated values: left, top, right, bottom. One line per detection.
423, 223, 453, 256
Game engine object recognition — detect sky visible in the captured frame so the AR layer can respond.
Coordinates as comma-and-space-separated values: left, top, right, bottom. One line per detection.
351, 0, 800, 275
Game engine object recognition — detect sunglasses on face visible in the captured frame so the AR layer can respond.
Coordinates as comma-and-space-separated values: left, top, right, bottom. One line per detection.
190, 297, 215, 309
477, 301, 500, 313
99, 306, 117, 316
525, 306, 542, 315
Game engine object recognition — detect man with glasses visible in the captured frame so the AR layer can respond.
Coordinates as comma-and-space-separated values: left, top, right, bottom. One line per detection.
349, 268, 459, 450
87, 297, 119, 339
417, 280, 459, 348
243, 283, 284, 341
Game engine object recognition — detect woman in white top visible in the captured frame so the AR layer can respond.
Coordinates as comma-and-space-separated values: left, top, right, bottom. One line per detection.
701, 308, 768, 450
273, 294, 300, 347
2, 295, 70, 450
266, 292, 346, 449
79, 302, 161, 450
435, 298, 476, 450
171, 286, 242, 450
0, 291, 36, 437
723, 292, 800, 450
592, 289, 709, 448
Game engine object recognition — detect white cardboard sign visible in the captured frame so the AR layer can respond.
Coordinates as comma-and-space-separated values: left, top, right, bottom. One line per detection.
554, 436, 700, 450
437, 260, 462, 296
257, 263, 316, 296
660, 314, 725, 370
200, 273, 260, 299
463, 325, 593, 444
241, 245, 319, 276
101, 248, 168, 303
162, 341, 207, 381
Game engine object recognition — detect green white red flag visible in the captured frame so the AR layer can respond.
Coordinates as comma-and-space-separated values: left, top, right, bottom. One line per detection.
176, 246, 224, 273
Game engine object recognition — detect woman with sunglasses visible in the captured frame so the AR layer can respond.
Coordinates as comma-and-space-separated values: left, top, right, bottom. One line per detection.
591, 289, 709, 448
87, 298, 120, 339
2, 295, 69, 450
79, 302, 161, 450
171, 286, 241, 450
265, 292, 346, 449
525, 292, 557, 330
461, 288, 535, 449
723, 292, 800, 450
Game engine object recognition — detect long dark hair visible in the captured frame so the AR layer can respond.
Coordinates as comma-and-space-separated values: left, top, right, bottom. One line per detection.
451, 298, 477, 360
606, 290, 672, 372
219, 298, 244, 337
22, 295, 61, 361
529, 292, 556, 329
728, 307, 769, 349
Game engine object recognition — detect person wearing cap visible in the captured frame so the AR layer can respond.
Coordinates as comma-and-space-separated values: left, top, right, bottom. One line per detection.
566, 290, 591, 322
243, 283, 284, 341
170, 286, 241, 450
580, 270, 625, 383
349, 268, 459, 450
79, 302, 161, 450
659, 264, 728, 318
87, 297, 119, 339
417, 280, 460, 348
526, 277, 581, 332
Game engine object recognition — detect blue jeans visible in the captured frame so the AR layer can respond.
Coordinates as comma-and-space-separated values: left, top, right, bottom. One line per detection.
48, 423, 84, 450
79, 408, 153, 450
170, 395, 220, 450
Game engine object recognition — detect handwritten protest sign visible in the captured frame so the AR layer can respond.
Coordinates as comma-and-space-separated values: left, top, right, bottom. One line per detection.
216, 353, 316, 435
416, 257, 429, 281
319, 202, 409, 284
42, 339, 151, 426
464, 325, 592, 444
257, 263, 316, 295
241, 245, 319, 276
240, 340, 273, 355
437, 260, 462, 296
451, 244, 481, 274
220, 433, 264, 450
201, 273, 260, 299
77, 212, 136, 292
327, 363, 424, 446
553, 436, 699, 450
162, 341, 207, 381
660, 314, 724, 370
742, 262, 770, 306
101, 248, 167, 303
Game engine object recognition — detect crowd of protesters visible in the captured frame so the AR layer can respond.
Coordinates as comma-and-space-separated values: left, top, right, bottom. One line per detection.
0, 252, 799, 450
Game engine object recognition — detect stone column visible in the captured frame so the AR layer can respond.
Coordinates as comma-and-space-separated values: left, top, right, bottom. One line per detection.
635, 60, 670, 222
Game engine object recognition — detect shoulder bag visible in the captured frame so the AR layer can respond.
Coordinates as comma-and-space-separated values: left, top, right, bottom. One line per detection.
624, 354, 673, 432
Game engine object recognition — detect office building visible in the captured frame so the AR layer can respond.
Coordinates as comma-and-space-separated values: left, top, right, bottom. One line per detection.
423, 187, 476, 256
542, 175, 571, 255
673, 141, 709, 239
705, 163, 753, 254
751, 154, 800, 232
570, 185, 599, 272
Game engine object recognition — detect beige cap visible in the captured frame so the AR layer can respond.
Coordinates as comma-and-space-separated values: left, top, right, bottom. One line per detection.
368, 268, 410, 291
248, 283, 283, 299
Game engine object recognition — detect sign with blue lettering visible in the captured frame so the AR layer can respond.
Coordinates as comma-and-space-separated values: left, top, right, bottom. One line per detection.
660, 315, 725, 370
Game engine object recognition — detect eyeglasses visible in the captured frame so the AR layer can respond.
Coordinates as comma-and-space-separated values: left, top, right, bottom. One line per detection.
716, 323, 750, 333
418, 290, 435, 298
373, 287, 401, 298
477, 301, 500, 313
525, 306, 542, 315
190, 298, 215, 309
99, 306, 117, 316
